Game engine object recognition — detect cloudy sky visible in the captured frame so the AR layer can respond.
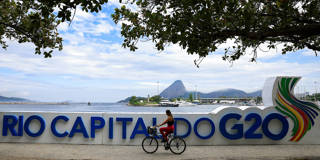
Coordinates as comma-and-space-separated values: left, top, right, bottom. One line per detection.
1, 3, 320, 102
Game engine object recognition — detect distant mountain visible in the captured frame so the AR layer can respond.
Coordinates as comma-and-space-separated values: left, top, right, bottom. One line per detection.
160, 80, 262, 99
117, 97, 132, 103
247, 90, 263, 97
0, 95, 31, 102
160, 80, 186, 99
190, 88, 249, 98
118, 80, 262, 102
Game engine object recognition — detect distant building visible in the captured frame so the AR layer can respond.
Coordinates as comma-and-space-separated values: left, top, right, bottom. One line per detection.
200, 98, 253, 104
220, 100, 235, 104
295, 93, 308, 98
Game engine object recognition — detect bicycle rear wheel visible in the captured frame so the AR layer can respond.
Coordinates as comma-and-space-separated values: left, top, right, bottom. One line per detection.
169, 137, 186, 154
142, 137, 158, 154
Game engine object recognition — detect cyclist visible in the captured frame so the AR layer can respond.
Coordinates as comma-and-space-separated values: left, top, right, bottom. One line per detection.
156, 109, 174, 143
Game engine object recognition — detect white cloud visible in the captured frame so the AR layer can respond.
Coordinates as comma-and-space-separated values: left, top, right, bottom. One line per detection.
67, 20, 116, 36
1, 38, 320, 101
106, 0, 122, 7
138, 82, 170, 87
1, 39, 319, 93
301, 50, 318, 56
57, 22, 70, 31
216, 39, 285, 60
94, 20, 116, 34
106, 0, 138, 11
1, 9, 320, 102
58, 6, 117, 36
73, 9, 95, 22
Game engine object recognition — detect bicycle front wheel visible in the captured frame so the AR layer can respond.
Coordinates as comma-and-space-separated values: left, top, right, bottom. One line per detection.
142, 137, 158, 154
169, 137, 186, 154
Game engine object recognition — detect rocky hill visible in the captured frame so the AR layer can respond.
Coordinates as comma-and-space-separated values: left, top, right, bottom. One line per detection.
160, 80, 262, 99
0, 95, 31, 102
118, 80, 262, 102
159, 80, 186, 98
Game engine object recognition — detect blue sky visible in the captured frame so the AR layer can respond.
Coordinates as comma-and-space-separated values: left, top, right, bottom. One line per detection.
0, 2, 320, 102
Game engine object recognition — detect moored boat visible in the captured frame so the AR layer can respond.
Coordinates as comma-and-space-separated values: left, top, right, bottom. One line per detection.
159, 99, 179, 107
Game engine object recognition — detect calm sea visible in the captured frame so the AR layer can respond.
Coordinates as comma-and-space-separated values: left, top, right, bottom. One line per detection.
0, 103, 227, 113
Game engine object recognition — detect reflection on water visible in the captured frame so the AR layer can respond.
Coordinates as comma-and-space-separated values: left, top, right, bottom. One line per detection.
0, 103, 229, 113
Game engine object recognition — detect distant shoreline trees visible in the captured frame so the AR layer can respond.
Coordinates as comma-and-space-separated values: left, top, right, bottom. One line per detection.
129, 95, 160, 106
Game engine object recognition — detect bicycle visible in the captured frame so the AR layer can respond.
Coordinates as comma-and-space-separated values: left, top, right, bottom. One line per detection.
142, 126, 186, 154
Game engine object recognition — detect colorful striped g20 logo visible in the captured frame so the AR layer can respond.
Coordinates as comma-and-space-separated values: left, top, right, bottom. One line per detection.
272, 77, 320, 142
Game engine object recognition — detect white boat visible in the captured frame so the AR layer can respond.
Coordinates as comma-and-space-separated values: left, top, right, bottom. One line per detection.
159, 99, 179, 107
192, 99, 200, 105
176, 100, 196, 106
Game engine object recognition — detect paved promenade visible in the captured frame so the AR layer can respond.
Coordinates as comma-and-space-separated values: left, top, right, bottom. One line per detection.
0, 143, 320, 160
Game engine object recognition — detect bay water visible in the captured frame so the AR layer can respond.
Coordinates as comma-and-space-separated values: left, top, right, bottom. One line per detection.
0, 103, 225, 113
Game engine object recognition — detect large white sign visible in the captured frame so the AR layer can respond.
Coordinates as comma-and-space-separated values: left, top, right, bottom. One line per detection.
0, 76, 319, 145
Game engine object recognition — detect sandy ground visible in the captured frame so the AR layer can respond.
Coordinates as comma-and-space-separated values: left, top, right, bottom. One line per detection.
0, 143, 320, 160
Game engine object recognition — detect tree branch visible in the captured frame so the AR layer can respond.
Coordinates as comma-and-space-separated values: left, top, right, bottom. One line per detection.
304, 43, 320, 51
211, 24, 320, 44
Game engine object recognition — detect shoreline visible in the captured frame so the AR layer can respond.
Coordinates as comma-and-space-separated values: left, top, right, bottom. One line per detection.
127, 103, 160, 107
0, 102, 69, 105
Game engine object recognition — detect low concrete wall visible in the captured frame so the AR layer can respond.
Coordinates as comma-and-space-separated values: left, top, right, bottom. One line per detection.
0, 106, 319, 145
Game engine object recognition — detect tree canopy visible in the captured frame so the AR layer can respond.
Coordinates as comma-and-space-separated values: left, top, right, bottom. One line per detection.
1, 0, 320, 62
113, 0, 320, 62
0, 0, 107, 57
